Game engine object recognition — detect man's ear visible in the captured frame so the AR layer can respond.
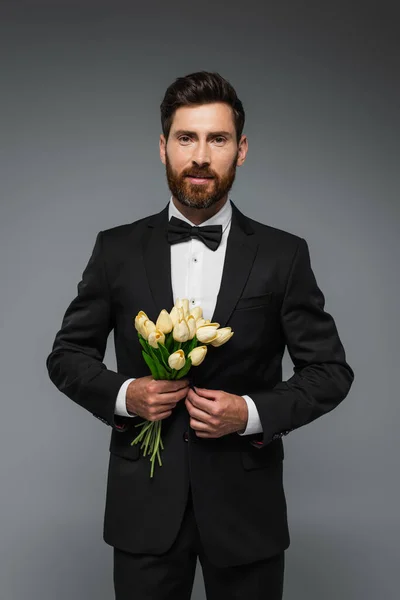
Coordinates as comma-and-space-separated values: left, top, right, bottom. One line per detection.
159, 134, 166, 165
236, 134, 248, 167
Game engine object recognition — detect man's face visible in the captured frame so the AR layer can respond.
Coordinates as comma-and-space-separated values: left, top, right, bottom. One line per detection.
160, 102, 248, 210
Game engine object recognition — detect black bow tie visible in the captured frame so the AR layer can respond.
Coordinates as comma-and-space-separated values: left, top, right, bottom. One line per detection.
167, 216, 223, 251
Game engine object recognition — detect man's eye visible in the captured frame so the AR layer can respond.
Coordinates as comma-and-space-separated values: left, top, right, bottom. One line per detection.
214, 137, 226, 144
179, 136, 191, 143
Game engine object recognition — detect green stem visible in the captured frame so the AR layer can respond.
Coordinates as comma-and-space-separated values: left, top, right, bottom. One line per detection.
130, 411, 164, 477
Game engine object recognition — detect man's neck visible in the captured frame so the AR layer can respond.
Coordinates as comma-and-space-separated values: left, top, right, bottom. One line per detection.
172, 196, 228, 225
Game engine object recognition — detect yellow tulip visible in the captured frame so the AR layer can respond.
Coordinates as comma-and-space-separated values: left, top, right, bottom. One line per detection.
168, 349, 186, 370
134, 311, 148, 336
195, 317, 207, 328
196, 323, 220, 343
147, 329, 166, 348
135, 310, 148, 321
155, 309, 173, 334
182, 298, 190, 316
172, 318, 190, 342
175, 298, 190, 317
188, 345, 207, 366
142, 319, 157, 339
190, 306, 203, 320
186, 315, 197, 340
170, 305, 180, 327
210, 327, 234, 347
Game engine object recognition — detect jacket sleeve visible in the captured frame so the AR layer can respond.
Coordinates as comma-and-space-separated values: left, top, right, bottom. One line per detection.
249, 237, 354, 449
45, 231, 133, 431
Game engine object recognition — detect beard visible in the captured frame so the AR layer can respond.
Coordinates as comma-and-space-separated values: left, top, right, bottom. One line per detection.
165, 150, 239, 210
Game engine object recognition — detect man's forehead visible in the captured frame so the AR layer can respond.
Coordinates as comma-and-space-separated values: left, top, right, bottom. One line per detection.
171, 103, 234, 131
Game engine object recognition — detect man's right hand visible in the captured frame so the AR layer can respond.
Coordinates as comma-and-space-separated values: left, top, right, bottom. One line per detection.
126, 376, 190, 421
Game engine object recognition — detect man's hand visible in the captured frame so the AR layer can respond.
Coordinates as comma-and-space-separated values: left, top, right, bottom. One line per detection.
126, 376, 190, 421
185, 386, 248, 438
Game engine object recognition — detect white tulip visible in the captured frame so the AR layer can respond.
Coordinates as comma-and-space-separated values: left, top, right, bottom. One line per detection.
147, 329, 166, 348
196, 324, 219, 344
170, 306, 180, 327
172, 318, 190, 342
174, 297, 189, 316
188, 345, 207, 366
210, 327, 234, 347
178, 298, 190, 317
195, 317, 207, 328
134, 311, 148, 336
155, 309, 173, 334
189, 306, 203, 320
186, 315, 197, 340
142, 319, 157, 339
168, 349, 186, 370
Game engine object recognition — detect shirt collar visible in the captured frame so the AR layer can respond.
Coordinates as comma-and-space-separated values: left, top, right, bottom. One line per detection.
168, 195, 232, 233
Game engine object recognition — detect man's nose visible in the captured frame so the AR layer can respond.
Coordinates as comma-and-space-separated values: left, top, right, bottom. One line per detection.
192, 141, 211, 166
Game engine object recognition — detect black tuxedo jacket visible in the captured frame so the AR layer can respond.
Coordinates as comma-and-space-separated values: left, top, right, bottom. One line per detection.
46, 200, 354, 568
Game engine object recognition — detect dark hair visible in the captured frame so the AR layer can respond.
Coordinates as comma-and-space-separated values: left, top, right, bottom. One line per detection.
160, 71, 245, 144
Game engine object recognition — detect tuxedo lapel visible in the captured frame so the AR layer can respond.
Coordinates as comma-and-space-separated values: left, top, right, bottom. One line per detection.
141, 202, 175, 321
211, 201, 258, 327
140, 199, 259, 327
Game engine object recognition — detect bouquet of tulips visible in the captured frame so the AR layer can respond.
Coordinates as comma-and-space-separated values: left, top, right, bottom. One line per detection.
131, 298, 234, 478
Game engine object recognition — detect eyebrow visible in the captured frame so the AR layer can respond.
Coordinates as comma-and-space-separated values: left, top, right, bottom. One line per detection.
173, 129, 233, 139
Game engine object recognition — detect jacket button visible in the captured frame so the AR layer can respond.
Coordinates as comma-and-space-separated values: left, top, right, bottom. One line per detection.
183, 431, 189, 442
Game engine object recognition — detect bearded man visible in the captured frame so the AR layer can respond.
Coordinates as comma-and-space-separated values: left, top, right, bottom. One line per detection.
46, 70, 354, 600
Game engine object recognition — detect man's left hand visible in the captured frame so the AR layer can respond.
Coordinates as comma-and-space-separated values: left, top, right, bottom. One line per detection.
185, 386, 248, 438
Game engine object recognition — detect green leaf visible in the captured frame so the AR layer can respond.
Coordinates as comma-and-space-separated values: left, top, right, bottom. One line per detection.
156, 360, 170, 380
182, 335, 197, 356
138, 335, 148, 353
172, 340, 182, 354
146, 343, 160, 363
158, 342, 172, 370
141, 350, 159, 379
175, 357, 192, 379
146, 344, 173, 380
187, 335, 198, 354
165, 333, 174, 352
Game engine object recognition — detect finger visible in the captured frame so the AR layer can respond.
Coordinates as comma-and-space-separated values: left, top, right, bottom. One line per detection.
157, 379, 190, 393
193, 386, 218, 399
153, 409, 173, 420
187, 402, 213, 424
195, 430, 211, 438
188, 391, 216, 413
155, 388, 188, 404
189, 417, 211, 432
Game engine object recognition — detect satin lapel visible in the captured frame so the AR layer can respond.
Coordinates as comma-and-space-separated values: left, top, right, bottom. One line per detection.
141, 202, 175, 321
211, 201, 259, 327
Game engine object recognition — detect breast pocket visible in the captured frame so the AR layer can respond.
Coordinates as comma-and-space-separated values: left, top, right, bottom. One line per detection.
235, 292, 273, 311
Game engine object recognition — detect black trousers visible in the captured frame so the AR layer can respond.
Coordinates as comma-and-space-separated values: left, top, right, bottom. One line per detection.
113, 486, 285, 600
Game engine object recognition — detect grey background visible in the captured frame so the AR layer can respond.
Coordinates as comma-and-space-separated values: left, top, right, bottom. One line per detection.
1, 1, 398, 598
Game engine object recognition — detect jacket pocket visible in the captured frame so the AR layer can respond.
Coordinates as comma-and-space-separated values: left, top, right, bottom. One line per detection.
241, 439, 284, 470
109, 430, 141, 461
235, 292, 273, 311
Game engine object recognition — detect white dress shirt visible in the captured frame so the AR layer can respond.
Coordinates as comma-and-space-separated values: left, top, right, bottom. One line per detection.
114, 196, 263, 436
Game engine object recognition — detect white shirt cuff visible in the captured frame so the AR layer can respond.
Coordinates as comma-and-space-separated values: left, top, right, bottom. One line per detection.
115, 378, 137, 417
237, 395, 263, 435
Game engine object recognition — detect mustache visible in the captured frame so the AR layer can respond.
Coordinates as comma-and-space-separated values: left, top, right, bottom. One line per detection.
184, 171, 215, 178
